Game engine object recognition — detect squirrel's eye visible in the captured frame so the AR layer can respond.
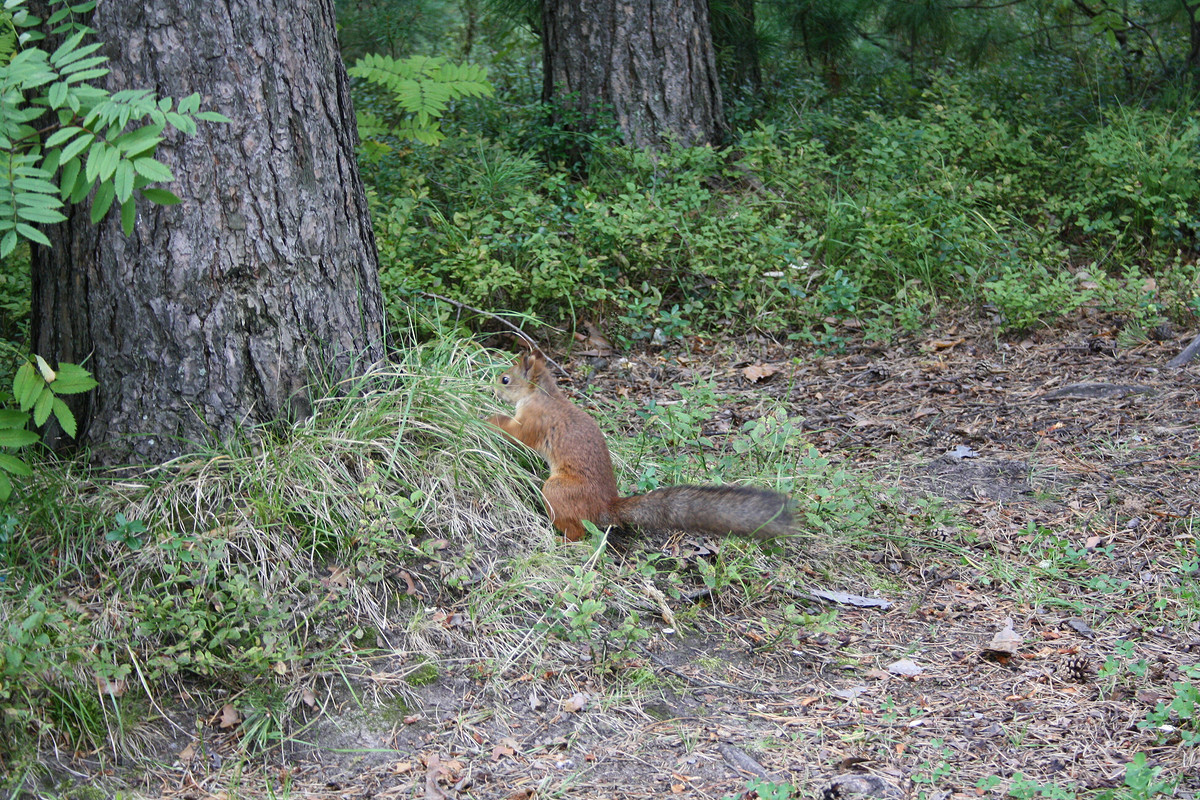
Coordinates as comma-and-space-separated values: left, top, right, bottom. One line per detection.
500, 376, 510, 385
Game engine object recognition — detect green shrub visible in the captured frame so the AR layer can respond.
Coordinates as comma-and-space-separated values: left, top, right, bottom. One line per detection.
361, 62, 1199, 340
984, 263, 1085, 333
371, 133, 822, 339
1062, 108, 1200, 247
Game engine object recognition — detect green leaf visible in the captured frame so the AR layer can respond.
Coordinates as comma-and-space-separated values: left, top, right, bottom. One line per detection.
14, 362, 41, 411
48, 362, 98, 394
114, 159, 134, 203
59, 156, 81, 199
90, 180, 115, 223
0, 472, 12, 502
112, 123, 164, 157
84, 139, 105, 184
47, 80, 68, 108
16, 203, 66, 224
120, 197, 135, 235
51, 397, 77, 438
13, 176, 61, 195
45, 125, 81, 149
49, 29, 88, 65
195, 110, 232, 124
0, 410, 27, 429
33, 386, 53, 426
177, 92, 200, 114
0, 232, 15, 259
59, 131, 94, 164
0, 453, 32, 477
164, 111, 196, 136
0, 428, 39, 448
99, 145, 120, 182
139, 187, 181, 205
132, 156, 173, 183
14, 223, 50, 247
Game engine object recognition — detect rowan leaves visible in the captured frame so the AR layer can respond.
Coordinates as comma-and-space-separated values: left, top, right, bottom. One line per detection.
0, 355, 96, 501
0, 0, 223, 256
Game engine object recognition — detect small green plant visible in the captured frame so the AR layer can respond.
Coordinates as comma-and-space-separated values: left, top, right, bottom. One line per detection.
406, 660, 440, 687
733, 777, 800, 799
540, 563, 606, 647
1002, 753, 1175, 800
1140, 665, 1199, 746
819, 268, 860, 316
984, 264, 1084, 333
912, 739, 955, 787
0, 355, 96, 500
1066, 107, 1200, 245
235, 687, 287, 754
349, 53, 493, 147
104, 512, 146, 551
1099, 640, 1149, 690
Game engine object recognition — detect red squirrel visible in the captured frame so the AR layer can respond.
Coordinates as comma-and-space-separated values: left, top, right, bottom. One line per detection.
487, 352, 793, 542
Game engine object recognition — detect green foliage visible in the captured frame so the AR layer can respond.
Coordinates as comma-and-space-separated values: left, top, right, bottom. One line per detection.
1061, 108, 1200, 245
1140, 665, 1200, 746
360, 60, 1197, 339
726, 777, 800, 799
350, 53, 494, 146
370, 133, 822, 339
983, 264, 1084, 333
0, 0, 227, 254
0, 354, 94, 501
1003, 752, 1177, 800
0, 336, 570, 760
335, 0, 459, 63
104, 512, 145, 551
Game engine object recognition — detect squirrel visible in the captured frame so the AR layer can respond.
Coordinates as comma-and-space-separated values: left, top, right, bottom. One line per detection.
487, 351, 794, 542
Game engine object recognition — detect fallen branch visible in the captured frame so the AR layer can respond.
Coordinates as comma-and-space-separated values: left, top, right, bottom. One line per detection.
418, 291, 566, 375
1167, 331, 1200, 368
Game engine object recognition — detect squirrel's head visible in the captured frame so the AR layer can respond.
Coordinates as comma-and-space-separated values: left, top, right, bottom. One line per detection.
495, 352, 550, 403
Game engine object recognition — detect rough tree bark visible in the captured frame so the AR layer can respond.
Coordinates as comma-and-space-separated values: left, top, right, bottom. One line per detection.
541, 0, 729, 150
31, 0, 386, 465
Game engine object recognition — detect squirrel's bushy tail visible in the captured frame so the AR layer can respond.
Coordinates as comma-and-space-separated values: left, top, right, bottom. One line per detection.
605, 485, 793, 539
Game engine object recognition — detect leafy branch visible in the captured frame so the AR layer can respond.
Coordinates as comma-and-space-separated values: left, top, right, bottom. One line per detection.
0, 0, 229, 256
0, 354, 96, 501
348, 53, 493, 146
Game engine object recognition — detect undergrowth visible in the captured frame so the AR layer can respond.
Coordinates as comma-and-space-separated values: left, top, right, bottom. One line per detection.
0, 326, 882, 788
363, 64, 1200, 341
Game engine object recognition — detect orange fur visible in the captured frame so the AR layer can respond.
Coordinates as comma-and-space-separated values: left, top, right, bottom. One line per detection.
488, 353, 794, 542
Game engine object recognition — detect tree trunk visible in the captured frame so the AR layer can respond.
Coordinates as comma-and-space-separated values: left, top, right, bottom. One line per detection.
30, 0, 386, 465
1186, 0, 1200, 74
541, 0, 729, 150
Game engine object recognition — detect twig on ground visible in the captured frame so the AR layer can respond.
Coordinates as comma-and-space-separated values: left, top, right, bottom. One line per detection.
1167, 331, 1200, 368
636, 646, 795, 698
419, 291, 567, 375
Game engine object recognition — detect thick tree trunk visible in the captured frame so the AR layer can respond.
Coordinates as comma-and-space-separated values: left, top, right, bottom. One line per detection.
541, 0, 729, 150
1186, 0, 1200, 74
30, 0, 386, 465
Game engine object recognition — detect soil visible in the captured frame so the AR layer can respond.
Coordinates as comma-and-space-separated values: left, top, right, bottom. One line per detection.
70, 318, 1200, 799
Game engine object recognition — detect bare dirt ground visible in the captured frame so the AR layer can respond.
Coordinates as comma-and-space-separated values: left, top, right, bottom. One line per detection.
134, 318, 1200, 799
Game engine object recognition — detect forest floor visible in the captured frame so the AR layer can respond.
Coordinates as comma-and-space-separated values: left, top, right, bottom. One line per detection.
126, 316, 1199, 799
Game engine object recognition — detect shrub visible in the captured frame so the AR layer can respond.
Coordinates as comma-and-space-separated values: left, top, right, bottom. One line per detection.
1062, 108, 1200, 247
